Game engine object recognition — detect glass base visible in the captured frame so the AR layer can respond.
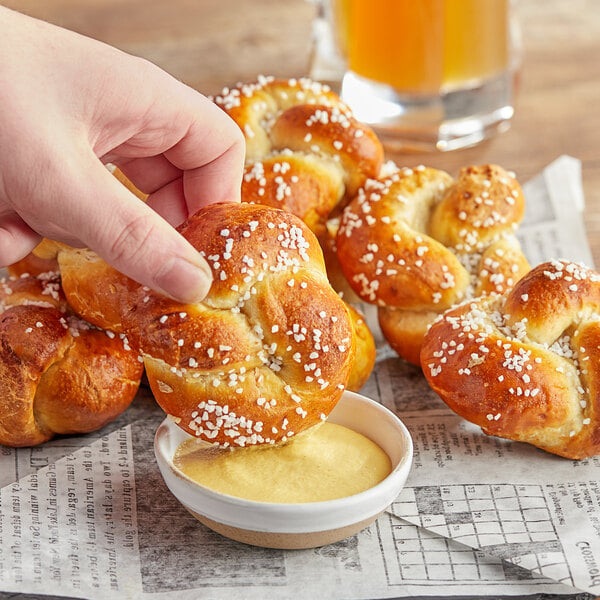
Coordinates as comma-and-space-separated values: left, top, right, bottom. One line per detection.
340, 71, 515, 152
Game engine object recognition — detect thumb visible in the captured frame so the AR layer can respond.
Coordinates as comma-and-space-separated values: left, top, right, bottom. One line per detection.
0, 211, 43, 267
71, 158, 213, 303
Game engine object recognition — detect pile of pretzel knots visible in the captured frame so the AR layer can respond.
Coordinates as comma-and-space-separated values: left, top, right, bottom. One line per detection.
3, 76, 597, 460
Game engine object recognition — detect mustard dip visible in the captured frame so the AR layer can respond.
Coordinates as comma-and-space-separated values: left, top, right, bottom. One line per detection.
173, 422, 392, 503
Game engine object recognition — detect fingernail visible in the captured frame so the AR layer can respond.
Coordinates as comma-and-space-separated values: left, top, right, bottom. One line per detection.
153, 256, 212, 303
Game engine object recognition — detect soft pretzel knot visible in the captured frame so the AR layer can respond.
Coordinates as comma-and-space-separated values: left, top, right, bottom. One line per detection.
58, 203, 355, 448
0, 273, 143, 447
421, 260, 600, 459
213, 76, 384, 236
336, 163, 530, 365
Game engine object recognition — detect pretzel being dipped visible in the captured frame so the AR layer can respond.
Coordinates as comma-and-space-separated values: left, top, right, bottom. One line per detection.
0, 273, 143, 447
58, 202, 355, 448
336, 164, 531, 365
421, 260, 600, 460
214, 76, 384, 237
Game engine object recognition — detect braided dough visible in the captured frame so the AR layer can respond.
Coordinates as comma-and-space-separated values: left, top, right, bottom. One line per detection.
0, 273, 143, 447
58, 202, 355, 448
421, 260, 600, 459
336, 164, 531, 365
214, 76, 384, 237
345, 303, 376, 392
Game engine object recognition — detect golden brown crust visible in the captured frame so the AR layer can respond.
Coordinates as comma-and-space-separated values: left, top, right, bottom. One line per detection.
0, 274, 143, 447
378, 307, 439, 367
336, 164, 530, 365
345, 303, 376, 392
59, 203, 355, 448
7, 253, 57, 278
318, 219, 362, 303
214, 76, 383, 234
429, 164, 526, 249
421, 260, 600, 459
1, 271, 66, 310
213, 76, 349, 162
34, 328, 142, 436
216, 76, 380, 371
337, 166, 461, 310
242, 154, 343, 237
269, 104, 383, 200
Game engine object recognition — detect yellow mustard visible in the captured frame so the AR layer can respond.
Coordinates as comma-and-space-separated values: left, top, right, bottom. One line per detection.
173, 422, 392, 503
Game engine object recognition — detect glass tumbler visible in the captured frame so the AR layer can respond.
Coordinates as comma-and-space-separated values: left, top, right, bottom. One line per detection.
309, 0, 521, 151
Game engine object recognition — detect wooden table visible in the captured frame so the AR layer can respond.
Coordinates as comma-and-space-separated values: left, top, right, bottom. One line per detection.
5, 0, 600, 261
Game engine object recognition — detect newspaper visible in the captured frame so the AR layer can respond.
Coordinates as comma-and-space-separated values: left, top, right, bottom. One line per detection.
0, 155, 597, 600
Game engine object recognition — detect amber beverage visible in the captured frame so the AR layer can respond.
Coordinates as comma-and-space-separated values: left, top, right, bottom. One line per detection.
321, 0, 517, 151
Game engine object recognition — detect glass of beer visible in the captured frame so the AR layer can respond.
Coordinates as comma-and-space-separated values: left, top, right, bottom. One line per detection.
309, 0, 520, 151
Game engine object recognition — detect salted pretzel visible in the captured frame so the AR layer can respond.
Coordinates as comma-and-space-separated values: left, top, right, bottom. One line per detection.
58, 202, 355, 448
213, 76, 384, 237
421, 260, 600, 459
336, 164, 531, 365
0, 273, 143, 447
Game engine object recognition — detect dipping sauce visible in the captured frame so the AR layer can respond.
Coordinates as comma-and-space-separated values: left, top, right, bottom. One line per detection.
173, 422, 392, 503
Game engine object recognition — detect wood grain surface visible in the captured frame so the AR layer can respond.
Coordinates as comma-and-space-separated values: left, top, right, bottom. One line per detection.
5, 0, 600, 262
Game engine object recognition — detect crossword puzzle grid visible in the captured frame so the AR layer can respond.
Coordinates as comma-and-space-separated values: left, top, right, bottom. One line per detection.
383, 484, 573, 585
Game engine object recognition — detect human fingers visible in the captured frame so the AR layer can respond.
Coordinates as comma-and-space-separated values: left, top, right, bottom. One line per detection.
145, 178, 188, 228
114, 149, 243, 229
53, 153, 213, 303
164, 100, 245, 213
110, 160, 216, 229
0, 212, 42, 267
181, 138, 245, 213
112, 157, 188, 227
102, 83, 245, 216
114, 155, 180, 196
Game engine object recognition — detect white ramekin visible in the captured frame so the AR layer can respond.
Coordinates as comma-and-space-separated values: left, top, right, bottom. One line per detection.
154, 390, 413, 549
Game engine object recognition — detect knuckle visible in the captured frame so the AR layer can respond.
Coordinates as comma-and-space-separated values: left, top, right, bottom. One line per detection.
107, 214, 159, 266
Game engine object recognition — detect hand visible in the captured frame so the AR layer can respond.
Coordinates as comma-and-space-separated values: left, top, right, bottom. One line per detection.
0, 7, 245, 302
